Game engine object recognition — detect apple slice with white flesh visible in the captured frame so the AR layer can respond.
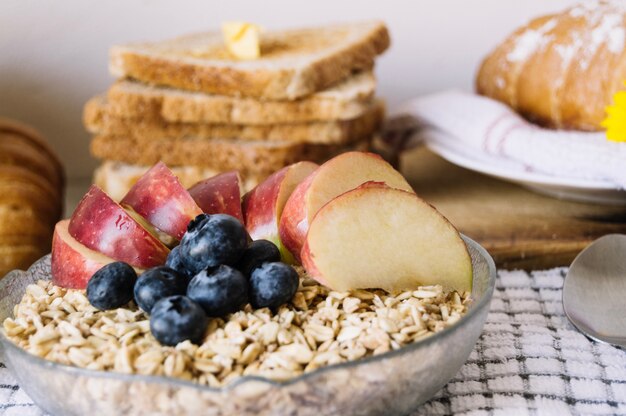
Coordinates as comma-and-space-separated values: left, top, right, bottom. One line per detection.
124, 204, 178, 248
52, 220, 117, 289
121, 162, 202, 240
279, 152, 414, 263
242, 161, 318, 262
69, 185, 170, 268
188, 171, 244, 222
301, 183, 473, 293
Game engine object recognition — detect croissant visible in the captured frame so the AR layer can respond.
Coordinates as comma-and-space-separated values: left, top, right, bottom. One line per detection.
476, 1, 626, 131
0, 119, 64, 276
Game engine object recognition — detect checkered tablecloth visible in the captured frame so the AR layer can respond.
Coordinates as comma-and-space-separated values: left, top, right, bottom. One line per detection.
1, 268, 625, 416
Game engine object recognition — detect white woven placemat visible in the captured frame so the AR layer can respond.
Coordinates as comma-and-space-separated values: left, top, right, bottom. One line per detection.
1, 268, 625, 416
413, 268, 626, 416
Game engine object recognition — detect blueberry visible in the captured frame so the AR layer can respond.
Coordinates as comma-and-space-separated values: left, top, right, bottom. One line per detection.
134, 267, 189, 313
87, 262, 137, 310
149, 295, 208, 346
165, 245, 193, 279
237, 240, 281, 277
249, 262, 299, 309
179, 214, 248, 275
187, 265, 248, 316
187, 213, 210, 233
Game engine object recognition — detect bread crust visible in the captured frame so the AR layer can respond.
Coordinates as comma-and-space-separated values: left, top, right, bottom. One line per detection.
91, 136, 371, 176
106, 73, 376, 124
84, 96, 384, 144
476, 2, 626, 131
109, 22, 389, 100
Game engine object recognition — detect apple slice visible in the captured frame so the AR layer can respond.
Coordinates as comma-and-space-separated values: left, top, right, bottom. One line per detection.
301, 184, 472, 292
69, 185, 169, 268
124, 205, 178, 248
188, 171, 244, 222
242, 161, 318, 262
52, 220, 116, 289
279, 152, 414, 263
121, 162, 202, 239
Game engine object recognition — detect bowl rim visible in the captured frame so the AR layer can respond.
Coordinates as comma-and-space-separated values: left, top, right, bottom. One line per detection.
0, 235, 496, 393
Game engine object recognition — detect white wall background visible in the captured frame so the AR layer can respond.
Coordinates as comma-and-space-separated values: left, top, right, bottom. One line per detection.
1, 0, 576, 180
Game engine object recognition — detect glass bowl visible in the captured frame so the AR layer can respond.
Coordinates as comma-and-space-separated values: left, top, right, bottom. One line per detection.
0, 235, 496, 416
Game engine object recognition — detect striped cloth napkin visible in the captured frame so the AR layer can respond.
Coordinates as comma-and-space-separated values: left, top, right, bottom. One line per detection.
1, 268, 625, 415
392, 91, 626, 190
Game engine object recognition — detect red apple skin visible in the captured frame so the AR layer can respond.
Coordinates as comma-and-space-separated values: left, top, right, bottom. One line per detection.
188, 171, 243, 222
121, 162, 202, 239
279, 152, 414, 264
69, 185, 169, 268
300, 238, 326, 286
243, 168, 288, 238
277, 170, 317, 263
52, 220, 115, 289
243, 162, 318, 262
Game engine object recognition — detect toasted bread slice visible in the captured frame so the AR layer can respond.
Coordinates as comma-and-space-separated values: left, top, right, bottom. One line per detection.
90, 135, 371, 176
84, 96, 384, 145
109, 21, 389, 100
107, 71, 376, 124
94, 161, 264, 201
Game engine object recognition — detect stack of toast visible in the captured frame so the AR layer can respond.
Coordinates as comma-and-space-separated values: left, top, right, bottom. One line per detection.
85, 21, 390, 200
0, 119, 64, 276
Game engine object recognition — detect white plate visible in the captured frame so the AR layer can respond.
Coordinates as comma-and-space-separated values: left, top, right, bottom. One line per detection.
426, 141, 626, 206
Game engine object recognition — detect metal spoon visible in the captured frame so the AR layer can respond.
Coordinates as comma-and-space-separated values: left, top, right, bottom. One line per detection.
563, 234, 626, 348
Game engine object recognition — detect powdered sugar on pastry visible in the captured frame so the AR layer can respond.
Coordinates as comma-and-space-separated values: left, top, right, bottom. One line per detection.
506, 1, 626, 68
594, 14, 625, 53
569, 0, 602, 18
569, 1, 626, 69
506, 19, 557, 62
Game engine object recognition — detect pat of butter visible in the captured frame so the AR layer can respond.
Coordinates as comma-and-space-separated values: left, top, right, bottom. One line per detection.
222, 22, 261, 60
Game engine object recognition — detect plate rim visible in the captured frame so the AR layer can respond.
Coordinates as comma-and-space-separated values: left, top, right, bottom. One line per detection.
426, 141, 622, 192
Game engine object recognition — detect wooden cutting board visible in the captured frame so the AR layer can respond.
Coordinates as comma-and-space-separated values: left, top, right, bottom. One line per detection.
399, 147, 626, 270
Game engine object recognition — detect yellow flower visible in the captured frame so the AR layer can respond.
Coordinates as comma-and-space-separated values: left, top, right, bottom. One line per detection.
602, 88, 626, 142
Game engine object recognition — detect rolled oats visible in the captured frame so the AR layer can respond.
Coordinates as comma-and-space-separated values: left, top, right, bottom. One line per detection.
2, 270, 470, 388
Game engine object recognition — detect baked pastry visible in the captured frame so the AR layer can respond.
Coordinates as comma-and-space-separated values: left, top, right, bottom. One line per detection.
476, 1, 626, 131
0, 118, 64, 191
0, 119, 64, 277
